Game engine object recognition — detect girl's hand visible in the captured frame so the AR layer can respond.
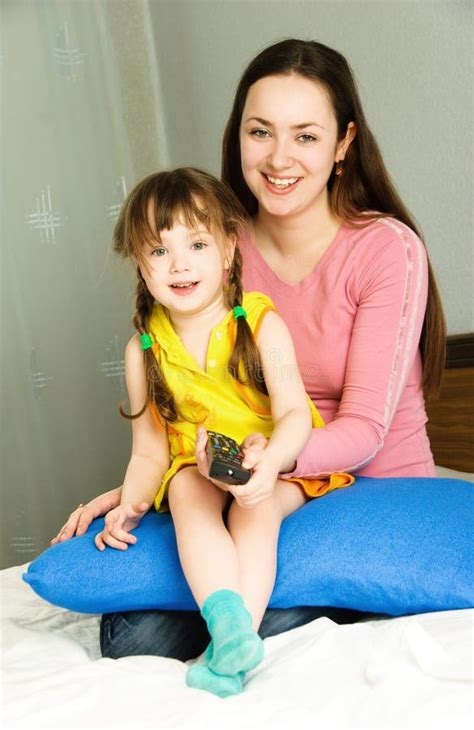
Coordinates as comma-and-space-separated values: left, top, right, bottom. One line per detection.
194, 427, 230, 492
51, 487, 123, 544
240, 432, 268, 466
95, 503, 149, 552
229, 450, 279, 509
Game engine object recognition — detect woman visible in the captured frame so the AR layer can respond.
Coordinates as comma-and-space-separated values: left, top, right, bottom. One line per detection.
53, 39, 445, 661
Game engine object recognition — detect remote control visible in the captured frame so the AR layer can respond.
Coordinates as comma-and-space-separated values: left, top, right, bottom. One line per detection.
206, 431, 252, 485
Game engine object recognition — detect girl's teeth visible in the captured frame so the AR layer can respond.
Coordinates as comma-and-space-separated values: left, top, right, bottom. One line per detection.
266, 175, 299, 188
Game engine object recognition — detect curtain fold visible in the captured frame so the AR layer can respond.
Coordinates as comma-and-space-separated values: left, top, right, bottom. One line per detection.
1, 0, 168, 568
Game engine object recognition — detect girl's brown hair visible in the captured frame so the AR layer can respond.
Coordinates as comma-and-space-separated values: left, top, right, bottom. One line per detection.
222, 39, 445, 399
113, 166, 267, 423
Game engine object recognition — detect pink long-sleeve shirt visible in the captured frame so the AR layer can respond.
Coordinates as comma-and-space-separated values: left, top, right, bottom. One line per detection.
240, 216, 436, 478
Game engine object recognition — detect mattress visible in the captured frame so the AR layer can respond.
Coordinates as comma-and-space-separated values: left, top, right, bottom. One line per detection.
1, 562, 472, 729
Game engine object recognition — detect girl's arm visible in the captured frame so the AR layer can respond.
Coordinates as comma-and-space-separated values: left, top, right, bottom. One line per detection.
120, 334, 170, 504
255, 311, 312, 471
95, 334, 169, 550
230, 312, 312, 507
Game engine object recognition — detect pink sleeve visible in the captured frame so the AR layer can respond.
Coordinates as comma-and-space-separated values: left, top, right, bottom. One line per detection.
284, 222, 429, 477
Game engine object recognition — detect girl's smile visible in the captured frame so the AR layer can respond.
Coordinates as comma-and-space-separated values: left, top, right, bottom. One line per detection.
139, 222, 231, 324
169, 281, 200, 295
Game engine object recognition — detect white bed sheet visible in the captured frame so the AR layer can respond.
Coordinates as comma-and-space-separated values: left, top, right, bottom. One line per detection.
1, 563, 473, 730
436, 466, 474, 482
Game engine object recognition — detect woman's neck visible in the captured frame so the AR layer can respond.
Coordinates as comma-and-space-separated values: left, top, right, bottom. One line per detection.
253, 196, 341, 259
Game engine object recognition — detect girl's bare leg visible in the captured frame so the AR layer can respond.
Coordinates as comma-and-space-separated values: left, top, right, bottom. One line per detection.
168, 467, 237, 606
170, 467, 262, 695
227, 479, 307, 630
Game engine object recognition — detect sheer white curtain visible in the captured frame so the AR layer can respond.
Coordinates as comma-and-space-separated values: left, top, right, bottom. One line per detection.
1, 0, 168, 568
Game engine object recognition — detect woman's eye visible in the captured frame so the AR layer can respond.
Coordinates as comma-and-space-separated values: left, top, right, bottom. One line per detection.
250, 129, 270, 139
192, 241, 206, 250
297, 134, 317, 144
152, 247, 167, 257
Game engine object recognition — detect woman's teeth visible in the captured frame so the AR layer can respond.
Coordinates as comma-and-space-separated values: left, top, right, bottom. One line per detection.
265, 175, 299, 188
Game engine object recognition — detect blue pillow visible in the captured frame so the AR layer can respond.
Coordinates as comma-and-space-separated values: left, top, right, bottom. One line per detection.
23, 477, 474, 616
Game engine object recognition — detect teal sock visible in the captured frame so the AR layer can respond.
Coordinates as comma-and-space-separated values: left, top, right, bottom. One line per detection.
186, 663, 243, 698
203, 641, 214, 663
201, 590, 264, 676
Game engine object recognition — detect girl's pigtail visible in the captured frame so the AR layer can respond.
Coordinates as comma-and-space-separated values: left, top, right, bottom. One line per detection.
120, 271, 179, 422
226, 248, 267, 395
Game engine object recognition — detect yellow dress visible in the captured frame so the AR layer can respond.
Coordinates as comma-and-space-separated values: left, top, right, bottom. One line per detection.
148, 292, 353, 511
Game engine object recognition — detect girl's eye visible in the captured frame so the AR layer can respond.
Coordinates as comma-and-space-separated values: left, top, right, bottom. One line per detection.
250, 129, 270, 139
297, 134, 317, 144
192, 241, 207, 250
152, 247, 167, 257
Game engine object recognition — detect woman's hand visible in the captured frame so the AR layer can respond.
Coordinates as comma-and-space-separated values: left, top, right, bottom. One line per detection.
95, 502, 150, 552
50, 487, 123, 544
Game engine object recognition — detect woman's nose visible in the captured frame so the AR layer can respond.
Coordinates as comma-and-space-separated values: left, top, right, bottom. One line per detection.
267, 137, 293, 170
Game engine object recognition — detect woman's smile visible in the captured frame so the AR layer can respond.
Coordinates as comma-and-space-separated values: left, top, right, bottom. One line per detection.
240, 74, 345, 220
261, 173, 303, 194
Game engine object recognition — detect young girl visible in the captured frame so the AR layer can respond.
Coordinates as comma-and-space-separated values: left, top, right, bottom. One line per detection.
97, 166, 352, 697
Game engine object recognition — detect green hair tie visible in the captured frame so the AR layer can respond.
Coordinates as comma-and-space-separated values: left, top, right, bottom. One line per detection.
140, 333, 154, 350
233, 305, 247, 320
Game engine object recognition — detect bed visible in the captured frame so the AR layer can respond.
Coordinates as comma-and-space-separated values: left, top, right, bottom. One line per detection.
2, 335, 473, 729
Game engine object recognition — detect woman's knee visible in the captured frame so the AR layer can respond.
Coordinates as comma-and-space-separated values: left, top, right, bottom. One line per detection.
100, 610, 210, 661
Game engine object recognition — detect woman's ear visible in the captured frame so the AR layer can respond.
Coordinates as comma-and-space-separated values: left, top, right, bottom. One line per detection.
335, 121, 357, 163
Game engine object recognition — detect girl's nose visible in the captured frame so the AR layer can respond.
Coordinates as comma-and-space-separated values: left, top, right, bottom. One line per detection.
170, 253, 190, 273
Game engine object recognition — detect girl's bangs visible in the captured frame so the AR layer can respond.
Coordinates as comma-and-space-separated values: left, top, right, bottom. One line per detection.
128, 184, 223, 259
119, 168, 248, 264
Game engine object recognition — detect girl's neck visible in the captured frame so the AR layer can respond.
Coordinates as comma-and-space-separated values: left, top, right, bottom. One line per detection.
167, 295, 229, 340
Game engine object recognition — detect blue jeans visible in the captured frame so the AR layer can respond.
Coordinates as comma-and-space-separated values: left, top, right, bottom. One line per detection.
100, 606, 371, 662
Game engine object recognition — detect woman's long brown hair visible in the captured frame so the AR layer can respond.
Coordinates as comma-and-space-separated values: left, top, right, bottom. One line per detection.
113, 166, 267, 423
221, 39, 445, 399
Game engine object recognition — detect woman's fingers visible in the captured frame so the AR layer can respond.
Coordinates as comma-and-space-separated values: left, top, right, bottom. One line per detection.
51, 488, 127, 545
51, 508, 82, 544
75, 504, 98, 535
52, 493, 115, 544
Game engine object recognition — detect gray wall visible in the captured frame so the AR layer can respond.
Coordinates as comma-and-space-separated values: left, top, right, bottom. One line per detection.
148, 0, 473, 334
2, 0, 472, 569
